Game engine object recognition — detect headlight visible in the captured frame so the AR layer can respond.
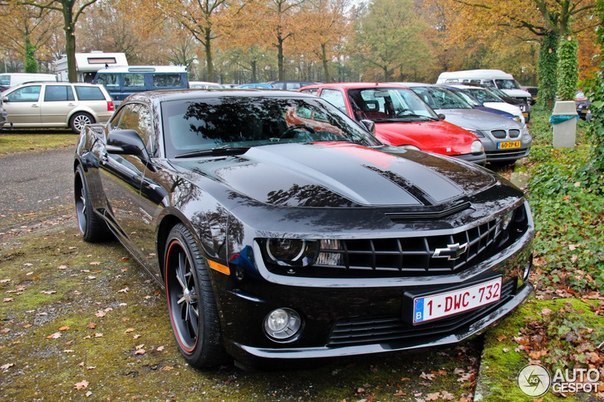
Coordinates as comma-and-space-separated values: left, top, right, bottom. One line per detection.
501, 210, 514, 231
401, 145, 420, 151
471, 140, 484, 153
265, 239, 318, 266
513, 116, 522, 123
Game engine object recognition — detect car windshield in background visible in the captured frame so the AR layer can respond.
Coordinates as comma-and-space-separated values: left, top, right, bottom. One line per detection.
466, 88, 502, 103
413, 87, 473, 110
495, 79, 520, 90
453, 90, 480, 107
348, 88, 438, 122
161, 96, 380, 158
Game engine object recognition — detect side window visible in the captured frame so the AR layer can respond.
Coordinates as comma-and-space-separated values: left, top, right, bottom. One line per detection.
320, 89, 347, 112
286, 82, 301, 90
114, 104, 155, 154
482, 80, 496, 88
123, 73, 145, 88
7, 85, 41, 102
44, 85, 75, 102
75, 86, 105, 101
152, 74, 182, 88
96, 73, 119, 87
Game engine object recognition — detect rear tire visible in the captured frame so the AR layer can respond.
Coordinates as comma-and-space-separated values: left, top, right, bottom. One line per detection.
164, 224, 228, 368
70, 112, 94, 133
74, 165, 111, 242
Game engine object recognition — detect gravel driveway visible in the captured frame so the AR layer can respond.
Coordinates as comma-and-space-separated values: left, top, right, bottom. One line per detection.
0, 148, 73, 231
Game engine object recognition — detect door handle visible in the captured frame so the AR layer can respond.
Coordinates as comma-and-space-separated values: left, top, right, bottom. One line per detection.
68, 103, 76, 107
31, 104, 39, 108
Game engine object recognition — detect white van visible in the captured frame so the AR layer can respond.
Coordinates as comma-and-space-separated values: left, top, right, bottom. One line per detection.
436, 69, 533, 120
0, 73, 58, 92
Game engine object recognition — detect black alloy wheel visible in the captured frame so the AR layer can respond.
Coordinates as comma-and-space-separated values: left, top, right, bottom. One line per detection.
164, 224, 227, 368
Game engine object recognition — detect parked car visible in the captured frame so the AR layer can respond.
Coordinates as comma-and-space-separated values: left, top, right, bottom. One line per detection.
74, 89, 534, 368
436, 70, 533, 122
270, 80, 318, 90
300, 83, 485, 164
575, 90, 591, 121
2, 82, 114, 132
189, 81, 223, 89
406, 83, 532, 164
0, 73, 57, 92
446, 85, 525, 125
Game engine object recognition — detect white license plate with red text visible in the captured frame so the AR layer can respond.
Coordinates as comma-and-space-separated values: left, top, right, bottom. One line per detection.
412, 277, 502, 324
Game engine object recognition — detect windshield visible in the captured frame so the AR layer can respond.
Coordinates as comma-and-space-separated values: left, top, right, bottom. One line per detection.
411, 87, 473, 110
161, 96, 381, 158
453, 90, 480, 107
347, 87, 438, 122
495, 79, 520, 90
466, 88, 502, 103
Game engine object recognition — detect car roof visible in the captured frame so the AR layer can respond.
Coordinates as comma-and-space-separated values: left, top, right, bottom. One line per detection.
301, 82, 411, 90
126, 89, 318, 103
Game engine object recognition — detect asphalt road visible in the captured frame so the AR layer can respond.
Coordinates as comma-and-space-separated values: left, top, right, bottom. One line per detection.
0, 148, 73, 216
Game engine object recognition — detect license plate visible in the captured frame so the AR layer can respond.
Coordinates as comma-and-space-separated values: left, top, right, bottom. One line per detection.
498, 141, 521, 150
412, 277, 502, 324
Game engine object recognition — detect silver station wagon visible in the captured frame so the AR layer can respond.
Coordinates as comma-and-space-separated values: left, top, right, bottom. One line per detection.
1, 82, 114, 133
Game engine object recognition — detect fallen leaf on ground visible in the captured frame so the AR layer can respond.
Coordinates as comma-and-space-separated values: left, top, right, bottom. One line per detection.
134, 348, 146, 355
125, 328, 135, 333
74, 380, 89, 390
58, 326, 70, 331
95, 310, 106, 318
41, 290, 57, 295
47, 332, 62, 339
420, 372, 436, 381
1, 363, 14, 371
118, 287, 129, 293
87, 322, 97, 329
89, 262, 101, 266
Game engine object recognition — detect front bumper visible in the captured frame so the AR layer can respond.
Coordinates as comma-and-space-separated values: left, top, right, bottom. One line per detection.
453, 152, 486, 165
230, 283, 532, 360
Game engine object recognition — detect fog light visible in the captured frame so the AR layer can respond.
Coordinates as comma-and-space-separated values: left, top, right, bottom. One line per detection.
264, 308, 302, 342
471, 140, 484, 153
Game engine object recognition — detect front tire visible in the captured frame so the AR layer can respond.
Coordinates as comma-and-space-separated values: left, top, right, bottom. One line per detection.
74, 165, 111, 242
164, 224, 227, 368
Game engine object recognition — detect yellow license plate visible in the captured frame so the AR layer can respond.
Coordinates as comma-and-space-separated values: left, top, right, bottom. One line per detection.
498, 141, 521, 150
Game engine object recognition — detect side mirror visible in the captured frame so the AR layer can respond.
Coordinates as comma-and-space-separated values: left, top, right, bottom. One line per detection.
106, 129, 150, 163
360, 119, 375, 134
2, 96, 9, 103
438, 114, 446, 120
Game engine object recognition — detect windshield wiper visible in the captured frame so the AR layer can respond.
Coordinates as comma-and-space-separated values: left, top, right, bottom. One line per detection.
174, 146, 250, 158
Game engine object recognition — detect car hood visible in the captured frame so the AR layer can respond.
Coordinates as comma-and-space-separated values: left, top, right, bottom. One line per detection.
374, 120, 475, 155
172, 142, 496, 208
435, 108, 523, 131
501, 88, 532, 99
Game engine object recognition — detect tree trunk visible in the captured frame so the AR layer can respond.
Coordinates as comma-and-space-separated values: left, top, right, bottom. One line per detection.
321, 43, 330, 82
205, 29, 214, 82
277, 36, 285, 81
251, 59, 257, 82
383, 66, 390, 81
537, 31, 558, 110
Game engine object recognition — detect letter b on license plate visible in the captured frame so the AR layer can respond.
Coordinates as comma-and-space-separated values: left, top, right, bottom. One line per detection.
412, 277, 502, 324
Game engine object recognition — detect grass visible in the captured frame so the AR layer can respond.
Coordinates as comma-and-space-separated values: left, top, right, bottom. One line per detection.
0, 131, 77, 155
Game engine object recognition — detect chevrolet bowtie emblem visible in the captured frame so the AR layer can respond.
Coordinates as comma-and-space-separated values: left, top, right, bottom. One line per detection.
432, 242, 469, 261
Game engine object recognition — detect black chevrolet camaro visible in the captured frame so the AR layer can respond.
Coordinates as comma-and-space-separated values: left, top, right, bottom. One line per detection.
74, 90, 534, 368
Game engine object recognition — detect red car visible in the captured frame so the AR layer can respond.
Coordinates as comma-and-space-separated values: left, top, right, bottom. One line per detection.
300, 83, 485, 164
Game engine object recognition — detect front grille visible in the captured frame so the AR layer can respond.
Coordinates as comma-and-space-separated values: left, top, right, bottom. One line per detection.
509, 129, 520, 138
313, 217, 503, 275
491, 130, 506, 139
327, 279, 516, 347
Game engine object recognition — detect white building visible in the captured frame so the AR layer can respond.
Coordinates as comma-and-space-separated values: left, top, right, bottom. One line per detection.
53, 51, 128, 82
